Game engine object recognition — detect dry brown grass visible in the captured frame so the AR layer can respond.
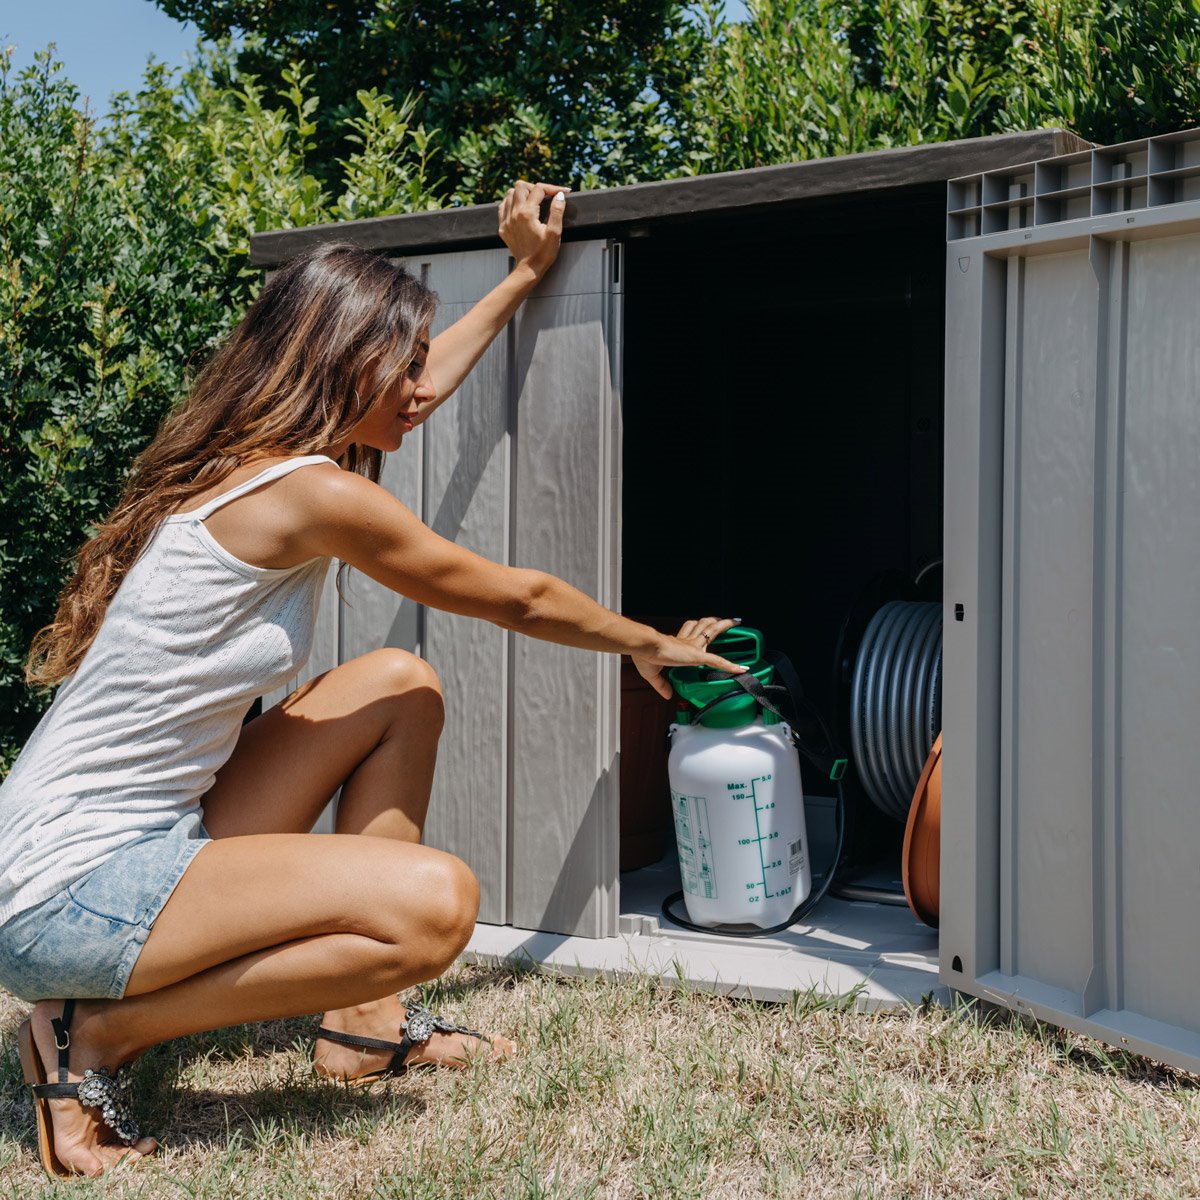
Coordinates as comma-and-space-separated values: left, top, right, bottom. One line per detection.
2, 961, 1199, 1199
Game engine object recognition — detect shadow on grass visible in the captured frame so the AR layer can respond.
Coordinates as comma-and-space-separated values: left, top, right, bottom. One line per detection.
1053, 1032, 1200, 1090
942, 994, 1200, 1091
151, 1079, 424, 1152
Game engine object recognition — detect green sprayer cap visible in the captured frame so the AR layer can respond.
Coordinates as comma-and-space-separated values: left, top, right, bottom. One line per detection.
668, 626, 776, 728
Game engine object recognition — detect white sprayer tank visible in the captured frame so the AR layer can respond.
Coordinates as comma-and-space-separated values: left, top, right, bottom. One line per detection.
667, 716, 812, 929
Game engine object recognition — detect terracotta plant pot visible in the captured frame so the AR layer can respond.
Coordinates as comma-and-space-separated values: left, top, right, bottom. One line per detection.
903, 731, 942, 928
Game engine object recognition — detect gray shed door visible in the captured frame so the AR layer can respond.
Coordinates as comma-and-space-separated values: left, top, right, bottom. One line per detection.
337, 241, 623, 937
941, 133, 1200, 1072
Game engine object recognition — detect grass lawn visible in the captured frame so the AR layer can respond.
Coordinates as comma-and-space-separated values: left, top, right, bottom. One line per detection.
1, 961, 1198, 1199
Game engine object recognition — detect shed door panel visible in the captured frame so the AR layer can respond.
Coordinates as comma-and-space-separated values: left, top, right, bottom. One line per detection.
943, 202, 1200, 1074
1003, 250, 1098, 995
509, 240, 622, 937
319, 242, 622, 936
419, 249, 512, 927
1118, 233, 1200, 1033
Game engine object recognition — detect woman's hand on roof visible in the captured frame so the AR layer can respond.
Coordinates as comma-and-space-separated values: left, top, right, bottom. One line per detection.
631, 617, 748, 700
499, 180, 569, 279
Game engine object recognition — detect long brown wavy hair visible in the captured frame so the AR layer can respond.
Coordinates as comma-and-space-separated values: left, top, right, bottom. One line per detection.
26, 241, 438, 689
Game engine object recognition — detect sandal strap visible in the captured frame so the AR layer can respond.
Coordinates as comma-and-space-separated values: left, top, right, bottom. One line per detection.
390, 1035, 415, 1075
51, 999, 75, 1084
31, 1082, 81, 1100
316, 1004, 491, 1078
316, 1027, 408, 1054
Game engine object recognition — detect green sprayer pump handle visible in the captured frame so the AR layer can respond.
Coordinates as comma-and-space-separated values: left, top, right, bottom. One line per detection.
685, 653, 848, 783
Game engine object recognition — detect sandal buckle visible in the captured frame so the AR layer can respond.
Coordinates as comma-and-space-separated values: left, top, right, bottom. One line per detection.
399, 1003, 487, 1048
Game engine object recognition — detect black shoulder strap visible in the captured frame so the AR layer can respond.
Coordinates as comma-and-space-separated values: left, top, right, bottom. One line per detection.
732, 654, 848, 783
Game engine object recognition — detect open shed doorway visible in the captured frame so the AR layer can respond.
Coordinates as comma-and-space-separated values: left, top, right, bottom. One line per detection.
615, 187, 948, 992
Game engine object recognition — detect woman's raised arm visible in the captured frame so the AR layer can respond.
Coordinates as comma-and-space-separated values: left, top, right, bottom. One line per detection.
416, 181, 569, 422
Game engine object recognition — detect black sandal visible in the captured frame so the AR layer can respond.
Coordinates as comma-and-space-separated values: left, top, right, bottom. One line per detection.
315, 1002, 494, 1083
17, 1000, 147, 1177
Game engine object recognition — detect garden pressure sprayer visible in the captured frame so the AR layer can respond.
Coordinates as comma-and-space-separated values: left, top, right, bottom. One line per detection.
663, 627, 848, 936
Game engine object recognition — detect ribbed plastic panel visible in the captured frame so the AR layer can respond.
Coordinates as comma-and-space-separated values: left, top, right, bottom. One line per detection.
948, 126, 1200, 240
942, 125, 1200, 1074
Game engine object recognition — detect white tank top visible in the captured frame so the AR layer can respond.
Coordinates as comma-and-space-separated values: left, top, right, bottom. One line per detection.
0, 456, 337, 923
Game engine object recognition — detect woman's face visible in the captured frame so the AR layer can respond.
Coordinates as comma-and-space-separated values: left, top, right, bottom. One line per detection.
350, 331, 435, 452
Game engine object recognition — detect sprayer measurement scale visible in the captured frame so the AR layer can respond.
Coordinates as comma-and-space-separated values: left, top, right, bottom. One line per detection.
672, 773, 806, 908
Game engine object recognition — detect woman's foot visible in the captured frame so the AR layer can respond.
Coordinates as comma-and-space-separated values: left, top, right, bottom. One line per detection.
27, 1000, 157, 1177
313, 994, 515, 1081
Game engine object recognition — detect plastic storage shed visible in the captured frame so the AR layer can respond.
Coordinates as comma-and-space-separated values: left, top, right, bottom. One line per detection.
247, 128, 1200, 1073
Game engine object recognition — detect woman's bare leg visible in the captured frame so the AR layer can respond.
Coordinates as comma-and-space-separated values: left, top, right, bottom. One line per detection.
29, 831, 482, 1175
195, 648, 506, 1079
200, 647, 446, 843
30, 648, 508, 1174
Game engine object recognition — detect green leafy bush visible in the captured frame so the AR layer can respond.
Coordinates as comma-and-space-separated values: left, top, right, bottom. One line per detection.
0, 44, 442, 771
153, 0, 702, 198
999, 0, 1200, 142
679, 0, 1200, 173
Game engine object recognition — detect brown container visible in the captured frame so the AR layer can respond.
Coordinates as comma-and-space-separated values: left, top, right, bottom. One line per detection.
902, 732, 942, 928
619, 658, 678, 871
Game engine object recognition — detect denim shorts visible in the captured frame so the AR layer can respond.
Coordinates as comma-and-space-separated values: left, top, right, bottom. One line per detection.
0, 813, 211, 1002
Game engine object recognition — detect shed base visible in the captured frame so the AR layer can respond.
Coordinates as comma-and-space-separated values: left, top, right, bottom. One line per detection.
463, 799, 946, 1011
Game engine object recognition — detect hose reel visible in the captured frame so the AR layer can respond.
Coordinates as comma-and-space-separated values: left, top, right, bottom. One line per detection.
849, 600, 942, 823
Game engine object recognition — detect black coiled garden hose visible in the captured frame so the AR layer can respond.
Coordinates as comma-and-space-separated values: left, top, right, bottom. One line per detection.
849, 600, 942, 823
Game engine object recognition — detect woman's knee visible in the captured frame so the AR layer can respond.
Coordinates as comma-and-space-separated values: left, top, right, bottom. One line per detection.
365, 648, 444, 727
425, 851, 480, 950
380, 848, 478, 970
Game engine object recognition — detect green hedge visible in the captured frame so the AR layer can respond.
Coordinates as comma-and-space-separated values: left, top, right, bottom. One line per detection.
679, 0, 1200, 172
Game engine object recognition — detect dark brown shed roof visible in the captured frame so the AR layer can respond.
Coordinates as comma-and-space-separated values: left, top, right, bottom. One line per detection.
250, 129, 1090, 267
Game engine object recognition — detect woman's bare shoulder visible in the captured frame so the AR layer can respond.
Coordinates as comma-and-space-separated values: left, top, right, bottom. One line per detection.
286, 463, 416, 558
290, 461, 381, 509
167, 454, 342, 516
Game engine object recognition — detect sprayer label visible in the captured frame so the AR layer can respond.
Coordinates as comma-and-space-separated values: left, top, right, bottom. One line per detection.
671, 792, 717, 900
788, 837, 806, 876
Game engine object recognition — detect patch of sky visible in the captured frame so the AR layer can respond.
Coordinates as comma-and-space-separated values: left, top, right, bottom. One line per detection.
2, 0, 215, 121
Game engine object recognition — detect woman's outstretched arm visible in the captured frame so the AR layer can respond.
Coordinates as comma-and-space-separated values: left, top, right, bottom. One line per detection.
416, 180, 569, 422
291, 466, 745, 699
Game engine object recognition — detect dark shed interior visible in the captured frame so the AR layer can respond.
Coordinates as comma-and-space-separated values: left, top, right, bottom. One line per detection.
621, 186, 948, 876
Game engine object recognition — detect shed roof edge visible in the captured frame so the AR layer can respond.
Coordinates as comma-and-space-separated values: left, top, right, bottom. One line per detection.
250, 129, 1091, 266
